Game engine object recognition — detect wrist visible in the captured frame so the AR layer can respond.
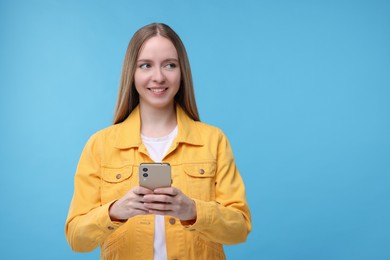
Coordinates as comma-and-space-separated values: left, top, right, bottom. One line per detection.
183, 199, 197, 223
109, 201, 127, 222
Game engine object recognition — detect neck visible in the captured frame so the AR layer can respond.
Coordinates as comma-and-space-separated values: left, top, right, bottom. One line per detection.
139, 103, 177, 138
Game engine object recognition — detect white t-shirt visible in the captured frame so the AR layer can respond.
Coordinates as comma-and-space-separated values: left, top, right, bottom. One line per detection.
141, 126, 178, 260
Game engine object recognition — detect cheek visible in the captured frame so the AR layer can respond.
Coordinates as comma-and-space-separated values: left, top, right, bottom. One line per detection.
134, 72, 148, 89
170, 71, 181, 88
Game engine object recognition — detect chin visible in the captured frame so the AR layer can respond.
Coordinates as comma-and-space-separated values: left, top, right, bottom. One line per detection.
142, 99, 175, 110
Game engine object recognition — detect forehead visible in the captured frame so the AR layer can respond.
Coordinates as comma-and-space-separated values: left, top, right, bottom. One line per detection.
138, 36, 178, 59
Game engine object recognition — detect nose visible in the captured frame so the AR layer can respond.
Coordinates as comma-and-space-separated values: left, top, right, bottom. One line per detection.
152, 67, 166, 83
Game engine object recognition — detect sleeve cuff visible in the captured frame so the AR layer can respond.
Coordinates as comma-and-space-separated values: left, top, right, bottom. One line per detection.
181, 199, 210, 231
97, 200, 127, 233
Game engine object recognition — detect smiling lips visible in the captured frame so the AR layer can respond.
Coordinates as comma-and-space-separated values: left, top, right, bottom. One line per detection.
148, 87, 168, 95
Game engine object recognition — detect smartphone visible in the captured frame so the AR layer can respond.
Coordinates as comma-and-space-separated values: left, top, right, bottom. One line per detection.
139, 163, 172, 190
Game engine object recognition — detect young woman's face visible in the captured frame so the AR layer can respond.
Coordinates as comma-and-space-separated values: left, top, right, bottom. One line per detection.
134, 36, 181, 110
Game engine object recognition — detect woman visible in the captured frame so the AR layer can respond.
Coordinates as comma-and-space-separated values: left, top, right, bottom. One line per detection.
65, 23, 251, 260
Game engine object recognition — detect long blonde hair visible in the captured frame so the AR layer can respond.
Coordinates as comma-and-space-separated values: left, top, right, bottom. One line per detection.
113, 23, 200, 124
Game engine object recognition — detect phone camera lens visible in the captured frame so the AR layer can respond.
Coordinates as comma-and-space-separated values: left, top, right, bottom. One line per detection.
143, 168, 148, 172
143, 173, 148, 177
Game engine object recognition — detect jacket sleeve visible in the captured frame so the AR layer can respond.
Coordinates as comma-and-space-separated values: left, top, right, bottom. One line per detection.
65, 134, 124, 252
181, 130, 252, 244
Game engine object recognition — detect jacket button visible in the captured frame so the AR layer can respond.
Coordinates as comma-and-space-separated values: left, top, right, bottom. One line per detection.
107, 226, 115, 230
199, 169, 205, 175
116, 174, 122, 179
169, 218, 176, 225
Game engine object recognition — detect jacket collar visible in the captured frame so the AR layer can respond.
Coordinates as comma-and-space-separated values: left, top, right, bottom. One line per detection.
114, 104, 203, 149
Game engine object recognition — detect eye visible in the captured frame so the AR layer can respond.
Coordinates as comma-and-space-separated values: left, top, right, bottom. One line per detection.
164, 63, 177, 70
139, 63, 151, 69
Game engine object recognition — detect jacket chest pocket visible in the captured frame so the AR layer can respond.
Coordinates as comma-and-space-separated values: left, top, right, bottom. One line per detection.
183, 163, 216, 201
101, 165, 134, 204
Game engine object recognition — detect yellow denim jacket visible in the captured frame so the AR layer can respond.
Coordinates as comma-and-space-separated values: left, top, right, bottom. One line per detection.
65, 105, 251, 260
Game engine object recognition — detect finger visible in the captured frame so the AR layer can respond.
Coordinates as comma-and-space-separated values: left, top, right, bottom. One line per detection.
144, 202, 173, 211
133, 186, 154, 195
147, 209, 172, 216
134, 203, 152, 212
143, 194, 172, 203
127, 202, 152, 215
122, 192, 144, 203
131, 208, 152, 217
153, 187, 178, 196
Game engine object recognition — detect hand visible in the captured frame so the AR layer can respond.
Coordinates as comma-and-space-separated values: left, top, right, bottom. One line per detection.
109, 186, 154, 221
142, 187, 197, 221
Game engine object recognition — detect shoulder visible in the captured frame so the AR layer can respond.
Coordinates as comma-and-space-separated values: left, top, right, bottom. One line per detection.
193, 121, 222, 134
84, 123, 123, 149
192, 121, 229, 143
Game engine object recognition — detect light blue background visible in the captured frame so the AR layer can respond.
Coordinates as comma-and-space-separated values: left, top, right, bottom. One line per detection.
1, 0, 389, 259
